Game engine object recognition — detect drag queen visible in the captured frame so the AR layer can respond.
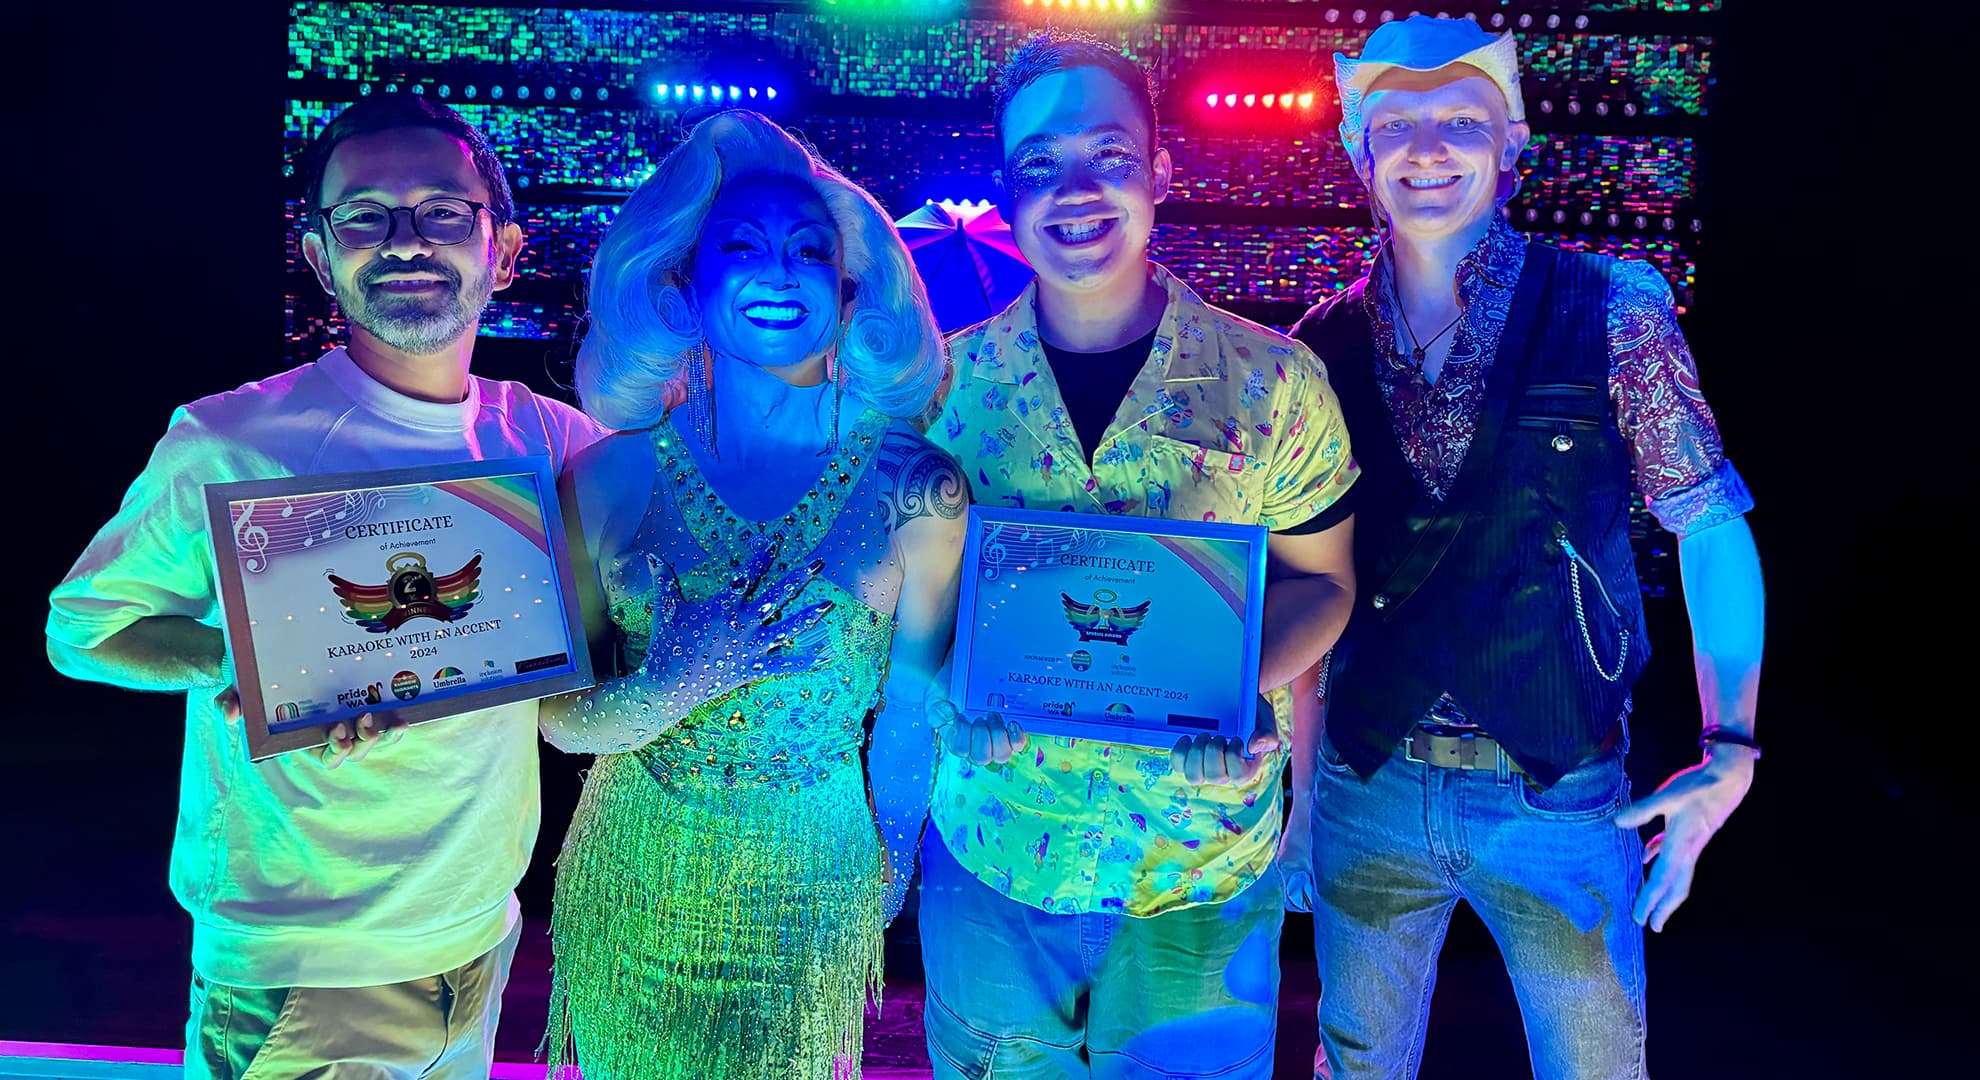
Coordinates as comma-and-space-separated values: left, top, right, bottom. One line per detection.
538, 109, 964, 1078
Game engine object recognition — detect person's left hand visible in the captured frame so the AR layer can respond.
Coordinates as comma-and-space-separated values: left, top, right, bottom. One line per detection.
318, 712, 407, 768
1171, 695, 1281, 786
215, 686, 404, 768
1614, 744, 1756, 931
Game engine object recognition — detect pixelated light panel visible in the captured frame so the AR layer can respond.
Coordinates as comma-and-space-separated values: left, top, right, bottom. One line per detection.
285, 1, 1710, 595
284, 2, 1712, 351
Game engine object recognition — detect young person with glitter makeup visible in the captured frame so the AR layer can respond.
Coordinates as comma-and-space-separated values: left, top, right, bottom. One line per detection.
46, 96, 601, 1079
1289, 15, 1764, 1077
915, 31, 1358, 1078
535, 109, 964, 1079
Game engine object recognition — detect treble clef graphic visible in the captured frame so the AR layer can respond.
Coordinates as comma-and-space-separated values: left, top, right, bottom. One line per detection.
980, 521, 1009, 581
234, 500, 271, 574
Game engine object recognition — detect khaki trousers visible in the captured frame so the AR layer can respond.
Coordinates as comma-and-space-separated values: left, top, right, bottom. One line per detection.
184, 921, 522, 1080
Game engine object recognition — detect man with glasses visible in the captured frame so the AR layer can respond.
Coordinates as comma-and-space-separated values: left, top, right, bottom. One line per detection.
46, 95, 599, 1078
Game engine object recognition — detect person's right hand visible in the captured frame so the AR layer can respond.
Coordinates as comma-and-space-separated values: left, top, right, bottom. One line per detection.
939, 701, 1028, 766
639, 548, 834, 714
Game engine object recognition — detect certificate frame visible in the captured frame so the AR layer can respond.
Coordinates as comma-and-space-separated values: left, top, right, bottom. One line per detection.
951, 505, 1269, 749
205, 456, 593, 761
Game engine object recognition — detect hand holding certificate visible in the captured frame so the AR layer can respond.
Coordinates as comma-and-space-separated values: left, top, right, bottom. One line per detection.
950, 507, 1270, 757
206, 457, 593, 761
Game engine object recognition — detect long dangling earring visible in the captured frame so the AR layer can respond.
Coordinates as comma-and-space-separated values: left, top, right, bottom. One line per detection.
683, 339, 718, 459
824, 347, 845, 455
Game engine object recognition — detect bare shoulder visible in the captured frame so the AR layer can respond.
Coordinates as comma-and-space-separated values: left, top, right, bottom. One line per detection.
873, 421, 968, 538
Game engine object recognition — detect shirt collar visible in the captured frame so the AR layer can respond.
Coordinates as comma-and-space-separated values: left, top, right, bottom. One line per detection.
1364, 216, 1528, 325
969, 262, 1205, 386
317, 346, 480, 432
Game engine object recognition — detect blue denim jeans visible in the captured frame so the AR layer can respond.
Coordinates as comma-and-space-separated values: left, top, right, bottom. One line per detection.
1309, 735, 1646, 1080
918, 832, 1284, 1079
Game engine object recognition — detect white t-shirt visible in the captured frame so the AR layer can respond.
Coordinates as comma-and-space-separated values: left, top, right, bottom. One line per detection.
47, 348, 603, 989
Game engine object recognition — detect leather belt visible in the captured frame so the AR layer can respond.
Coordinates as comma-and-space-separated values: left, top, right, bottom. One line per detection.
1403, 721, 1623, 778
1403, 729, 1524, 776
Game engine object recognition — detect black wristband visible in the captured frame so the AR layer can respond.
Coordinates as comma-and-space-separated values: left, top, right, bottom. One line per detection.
1699, 726, 1762, 759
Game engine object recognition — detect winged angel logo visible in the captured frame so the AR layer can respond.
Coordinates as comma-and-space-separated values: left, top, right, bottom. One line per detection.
328, 551, 483, 633
1060, 588, 1151, 646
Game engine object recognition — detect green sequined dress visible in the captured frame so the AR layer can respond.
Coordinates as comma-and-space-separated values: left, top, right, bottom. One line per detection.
546, 411, 896, 1079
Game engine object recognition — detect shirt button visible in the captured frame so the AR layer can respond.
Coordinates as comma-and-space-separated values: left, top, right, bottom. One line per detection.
1372, 593, 1390, 610
1551, 434, 1575, 452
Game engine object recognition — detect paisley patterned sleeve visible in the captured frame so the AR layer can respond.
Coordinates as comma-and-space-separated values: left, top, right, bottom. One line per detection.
1261, 340, 1359, 530
1607, 259, 1754, 537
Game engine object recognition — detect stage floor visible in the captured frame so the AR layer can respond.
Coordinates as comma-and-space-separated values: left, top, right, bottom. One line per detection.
0, 907, 1915, 1079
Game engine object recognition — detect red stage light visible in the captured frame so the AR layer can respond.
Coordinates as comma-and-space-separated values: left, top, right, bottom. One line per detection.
1197, 88, 1323, 112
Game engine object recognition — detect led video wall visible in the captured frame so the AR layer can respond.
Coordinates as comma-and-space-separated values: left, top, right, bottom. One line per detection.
285, 0, 1715, 593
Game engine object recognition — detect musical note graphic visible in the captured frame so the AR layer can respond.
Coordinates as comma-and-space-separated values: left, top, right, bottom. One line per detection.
234, 501, 271, 574
301, 492, 362, 547
227, 490, 383, 569
981, 522, 1009, 581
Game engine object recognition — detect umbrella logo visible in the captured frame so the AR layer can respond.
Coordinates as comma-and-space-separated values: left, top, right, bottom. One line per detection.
894, 200, 1032, 333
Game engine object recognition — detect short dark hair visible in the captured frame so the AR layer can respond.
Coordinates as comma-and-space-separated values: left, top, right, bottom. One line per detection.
991, 30, 1159, 152
302, 94, 514, 227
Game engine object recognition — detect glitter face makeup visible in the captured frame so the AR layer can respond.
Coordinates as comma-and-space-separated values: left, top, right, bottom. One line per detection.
997, 66, 1171, 296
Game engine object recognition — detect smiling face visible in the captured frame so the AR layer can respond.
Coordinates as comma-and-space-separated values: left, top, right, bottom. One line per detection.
301, 125, 521, 355
689, 171, 846, 371
1359, 66, 1526, 244
997, 65, 1172, 297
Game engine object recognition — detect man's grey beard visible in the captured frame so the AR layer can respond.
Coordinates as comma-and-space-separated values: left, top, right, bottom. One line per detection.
336, 257, 496, 354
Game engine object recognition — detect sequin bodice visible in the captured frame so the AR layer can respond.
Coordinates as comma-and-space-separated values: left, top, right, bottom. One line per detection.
603, 411, 898, 794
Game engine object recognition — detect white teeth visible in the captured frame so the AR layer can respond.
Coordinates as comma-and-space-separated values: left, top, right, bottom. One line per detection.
1403, 176, 1461, 189
744, 303, 806, 320
1053, 220, 1108, 242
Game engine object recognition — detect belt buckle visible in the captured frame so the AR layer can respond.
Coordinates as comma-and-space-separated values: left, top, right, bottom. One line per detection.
1408, 729, 1488, 770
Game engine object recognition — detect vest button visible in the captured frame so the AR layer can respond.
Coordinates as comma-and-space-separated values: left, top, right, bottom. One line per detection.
1372, 593, 1390, 610
1551, 434, 1575, 452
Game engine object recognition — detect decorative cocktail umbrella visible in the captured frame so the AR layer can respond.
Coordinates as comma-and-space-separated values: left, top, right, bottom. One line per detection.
893, 200, 1032, 333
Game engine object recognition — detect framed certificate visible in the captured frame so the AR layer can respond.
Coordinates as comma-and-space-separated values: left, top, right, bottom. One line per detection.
206, 457, 593, 761
951, 506, 1268, 749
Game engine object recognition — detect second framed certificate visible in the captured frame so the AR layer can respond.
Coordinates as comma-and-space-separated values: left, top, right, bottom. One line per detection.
206, 456, 593, 761
952, 506, 1268, 749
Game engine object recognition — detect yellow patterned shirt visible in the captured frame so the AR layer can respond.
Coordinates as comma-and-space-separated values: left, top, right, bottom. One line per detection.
924, 265, 1357, 917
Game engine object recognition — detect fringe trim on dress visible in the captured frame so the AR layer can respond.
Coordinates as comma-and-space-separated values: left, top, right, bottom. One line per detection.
542, 750, 885, 1080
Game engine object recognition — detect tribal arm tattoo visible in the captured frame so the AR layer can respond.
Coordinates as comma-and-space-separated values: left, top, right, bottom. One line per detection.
874, 430, 967, 537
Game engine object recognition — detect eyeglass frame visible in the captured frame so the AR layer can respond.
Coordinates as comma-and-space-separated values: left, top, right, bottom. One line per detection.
314, 196, 501, 250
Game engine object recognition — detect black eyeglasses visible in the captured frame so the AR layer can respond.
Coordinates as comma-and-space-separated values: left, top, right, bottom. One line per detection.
318, 196, 494, 250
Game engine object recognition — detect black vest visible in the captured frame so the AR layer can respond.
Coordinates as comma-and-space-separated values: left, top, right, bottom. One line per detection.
1293, 242, 1648, 788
